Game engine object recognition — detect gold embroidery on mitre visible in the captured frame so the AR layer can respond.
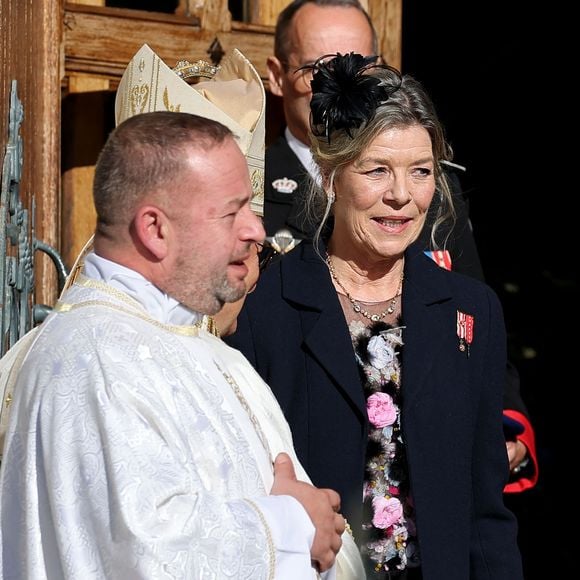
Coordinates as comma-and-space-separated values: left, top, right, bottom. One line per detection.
130, 84, 150, 116
162, 87, 181, 112
251, 168, 264, 196
250, 169, 264, 217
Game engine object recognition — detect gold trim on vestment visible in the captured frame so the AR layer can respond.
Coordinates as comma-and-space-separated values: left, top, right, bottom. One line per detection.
55, 275, 201, 337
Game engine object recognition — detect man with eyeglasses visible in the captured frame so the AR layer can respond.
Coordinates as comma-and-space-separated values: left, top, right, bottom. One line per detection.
237, 0, 537, 494
265, 0, 377, 241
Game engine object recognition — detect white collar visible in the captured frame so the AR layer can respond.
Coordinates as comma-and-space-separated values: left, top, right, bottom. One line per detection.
284, 127, 321, 185
83, 252, 202, 326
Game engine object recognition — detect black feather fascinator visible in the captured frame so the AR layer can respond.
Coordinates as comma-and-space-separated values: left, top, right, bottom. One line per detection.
304, 52, 402, 142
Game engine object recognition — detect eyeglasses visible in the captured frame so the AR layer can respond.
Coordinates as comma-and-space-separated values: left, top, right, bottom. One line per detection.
280, 53, 384, 95
255, 242, 278, 274
279, 60, 315, 95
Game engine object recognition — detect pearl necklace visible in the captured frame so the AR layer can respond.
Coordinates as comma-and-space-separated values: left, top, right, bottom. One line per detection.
326, 253, 404, 322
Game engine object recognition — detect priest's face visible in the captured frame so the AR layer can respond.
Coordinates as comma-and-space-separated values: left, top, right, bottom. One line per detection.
165, 138, 265, 315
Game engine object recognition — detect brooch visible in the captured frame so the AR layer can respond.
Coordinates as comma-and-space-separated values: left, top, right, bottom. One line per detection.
272, 177, 298, 194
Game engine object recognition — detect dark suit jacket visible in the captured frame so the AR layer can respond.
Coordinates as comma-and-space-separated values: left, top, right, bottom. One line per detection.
264, 134, 314, 239
226, 242, 523, 579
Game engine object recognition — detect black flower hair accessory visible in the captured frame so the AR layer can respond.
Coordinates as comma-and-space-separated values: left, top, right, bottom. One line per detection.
304, 52, 401, 141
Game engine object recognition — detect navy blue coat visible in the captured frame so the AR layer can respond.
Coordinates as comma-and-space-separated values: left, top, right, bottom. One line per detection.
226, 241, 523, 579
265, 135, 538, 492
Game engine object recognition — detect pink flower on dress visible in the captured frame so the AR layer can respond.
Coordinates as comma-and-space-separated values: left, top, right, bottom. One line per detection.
372, 496, 403, 529
367, 392, 397, 428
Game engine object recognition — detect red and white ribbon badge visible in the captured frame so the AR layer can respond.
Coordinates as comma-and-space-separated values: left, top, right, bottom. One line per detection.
456, 310, 474, 356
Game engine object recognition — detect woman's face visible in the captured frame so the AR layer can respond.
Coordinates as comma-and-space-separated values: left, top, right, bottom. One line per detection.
331, 125, 436, 262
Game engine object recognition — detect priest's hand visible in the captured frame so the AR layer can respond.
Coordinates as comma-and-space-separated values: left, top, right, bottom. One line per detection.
270, 452, 345, 572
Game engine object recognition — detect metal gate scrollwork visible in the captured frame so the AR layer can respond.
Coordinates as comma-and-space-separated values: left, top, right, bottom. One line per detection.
1, 80, 67, 359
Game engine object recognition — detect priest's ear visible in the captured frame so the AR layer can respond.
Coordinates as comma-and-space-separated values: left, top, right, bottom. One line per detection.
132, 205, 171, 260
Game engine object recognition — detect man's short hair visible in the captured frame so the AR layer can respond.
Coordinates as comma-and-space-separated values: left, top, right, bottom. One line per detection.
93, 111, 232, 228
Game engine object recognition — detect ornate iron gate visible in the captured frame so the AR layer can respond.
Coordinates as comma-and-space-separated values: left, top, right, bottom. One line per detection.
1, 80, 67, 358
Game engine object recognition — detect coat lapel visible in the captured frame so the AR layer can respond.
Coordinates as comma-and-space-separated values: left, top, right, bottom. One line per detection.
401, 246, 453, 410
281, 243, 368, 419
278, 243, 454, 419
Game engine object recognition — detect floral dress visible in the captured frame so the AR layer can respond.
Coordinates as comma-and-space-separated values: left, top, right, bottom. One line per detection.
337, 293, 421, 577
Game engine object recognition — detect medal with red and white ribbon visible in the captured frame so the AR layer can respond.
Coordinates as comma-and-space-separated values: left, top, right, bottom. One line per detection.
457, 310, 474, 357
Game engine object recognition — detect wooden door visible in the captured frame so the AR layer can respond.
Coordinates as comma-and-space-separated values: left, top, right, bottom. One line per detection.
0, 0, 63, 307
1, 0, 401, 303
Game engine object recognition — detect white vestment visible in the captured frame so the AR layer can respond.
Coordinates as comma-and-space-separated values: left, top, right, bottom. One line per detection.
0, 254, 364, 580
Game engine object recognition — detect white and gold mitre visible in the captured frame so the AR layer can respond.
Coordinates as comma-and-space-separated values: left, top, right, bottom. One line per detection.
115, 43, 265, 216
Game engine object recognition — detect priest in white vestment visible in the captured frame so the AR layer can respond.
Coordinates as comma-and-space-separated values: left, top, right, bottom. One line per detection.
0, 99, 364, 577
1, 250, 361, 579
